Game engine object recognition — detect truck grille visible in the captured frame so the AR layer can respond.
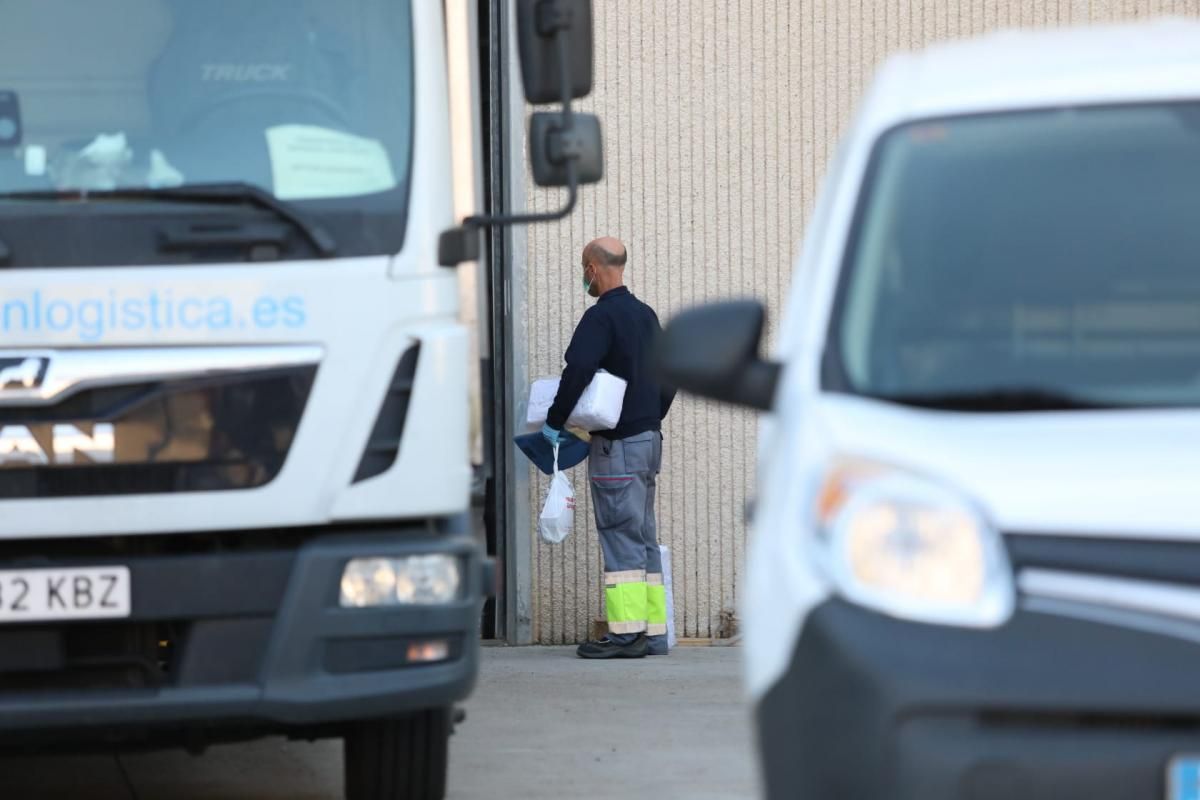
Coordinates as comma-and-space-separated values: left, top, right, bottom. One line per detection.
0, 530, 293, 693
0, 622, 177, 692
0, 367, 316, 498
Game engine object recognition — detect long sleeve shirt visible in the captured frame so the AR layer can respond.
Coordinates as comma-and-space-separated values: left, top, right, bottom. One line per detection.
547, 286, 677, 439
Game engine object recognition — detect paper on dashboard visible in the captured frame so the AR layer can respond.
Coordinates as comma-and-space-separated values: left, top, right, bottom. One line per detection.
266, 125, 397, 201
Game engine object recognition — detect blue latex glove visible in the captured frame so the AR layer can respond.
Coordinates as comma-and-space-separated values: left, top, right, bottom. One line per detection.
542, 423, 565, 446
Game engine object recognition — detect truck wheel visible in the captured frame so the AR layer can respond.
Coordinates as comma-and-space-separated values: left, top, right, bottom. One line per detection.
344, 708, 450, 800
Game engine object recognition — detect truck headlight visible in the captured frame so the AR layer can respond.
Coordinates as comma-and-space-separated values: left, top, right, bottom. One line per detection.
340, 555, 461, 607
814, 461, 1014, 628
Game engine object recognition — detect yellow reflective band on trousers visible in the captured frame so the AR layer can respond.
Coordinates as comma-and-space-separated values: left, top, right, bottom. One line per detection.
605, 570, 647, 634
647, 572, 667, 630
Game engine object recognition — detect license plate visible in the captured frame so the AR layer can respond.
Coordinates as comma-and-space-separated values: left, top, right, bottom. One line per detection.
1168, 756, 1200, 800
0, 567, 131, 622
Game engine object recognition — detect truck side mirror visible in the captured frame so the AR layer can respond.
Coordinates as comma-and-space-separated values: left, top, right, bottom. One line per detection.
529, 112, 603, 187
439, 0, 600, 266
516, 0, 593, 104
657, 301, 781, 412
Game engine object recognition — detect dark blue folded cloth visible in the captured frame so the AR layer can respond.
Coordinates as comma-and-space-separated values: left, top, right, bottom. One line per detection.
514, 431, 590, 476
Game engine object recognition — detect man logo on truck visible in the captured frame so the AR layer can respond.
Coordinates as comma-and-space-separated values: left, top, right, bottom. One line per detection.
0, 357, 44, 391
0, 423, 115, 467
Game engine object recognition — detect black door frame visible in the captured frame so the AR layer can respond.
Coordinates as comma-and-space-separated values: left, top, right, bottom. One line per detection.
477, 0, 513, 641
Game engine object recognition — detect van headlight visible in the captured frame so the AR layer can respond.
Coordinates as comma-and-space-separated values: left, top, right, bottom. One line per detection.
813, 461, 1014, 628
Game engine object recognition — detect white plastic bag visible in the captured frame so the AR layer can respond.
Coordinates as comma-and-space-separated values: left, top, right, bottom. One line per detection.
525, 370, 628, 431
538, 445, 575, 544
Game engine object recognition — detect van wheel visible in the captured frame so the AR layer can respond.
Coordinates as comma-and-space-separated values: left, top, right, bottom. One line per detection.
343, 708, 450, 800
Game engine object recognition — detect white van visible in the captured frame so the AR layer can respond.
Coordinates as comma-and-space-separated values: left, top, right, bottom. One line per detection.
660, 18, 1200, 800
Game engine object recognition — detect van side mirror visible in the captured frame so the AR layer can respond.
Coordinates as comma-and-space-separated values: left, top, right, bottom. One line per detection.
657, 301, 781, 412
516, 0, 593, 104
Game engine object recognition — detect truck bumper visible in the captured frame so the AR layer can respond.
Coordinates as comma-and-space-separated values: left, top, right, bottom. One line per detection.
0, 523, 492, 743
757, 599, 1200, 800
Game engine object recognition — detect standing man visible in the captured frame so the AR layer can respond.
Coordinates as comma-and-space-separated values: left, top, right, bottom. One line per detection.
542, 237, 676, 659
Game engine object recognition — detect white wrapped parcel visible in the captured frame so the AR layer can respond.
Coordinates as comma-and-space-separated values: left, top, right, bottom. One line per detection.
526, 370, 627, 432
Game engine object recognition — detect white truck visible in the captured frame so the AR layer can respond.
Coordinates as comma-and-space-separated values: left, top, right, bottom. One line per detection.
659, 18, 1200, 800
0, 1, 600, 798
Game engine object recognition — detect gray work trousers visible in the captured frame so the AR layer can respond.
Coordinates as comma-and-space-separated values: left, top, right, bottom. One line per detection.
588, 430, 666, 645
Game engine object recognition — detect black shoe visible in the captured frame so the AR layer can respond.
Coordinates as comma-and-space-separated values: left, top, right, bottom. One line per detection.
576, 635, 649, 659
646, 636, 669, 656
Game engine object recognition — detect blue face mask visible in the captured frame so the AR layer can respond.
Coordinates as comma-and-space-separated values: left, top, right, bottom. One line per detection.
582, 268, 593, 294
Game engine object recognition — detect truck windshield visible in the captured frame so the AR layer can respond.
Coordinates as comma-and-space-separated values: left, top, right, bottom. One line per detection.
0, 0, 413, 262
827, 103, 1200, 411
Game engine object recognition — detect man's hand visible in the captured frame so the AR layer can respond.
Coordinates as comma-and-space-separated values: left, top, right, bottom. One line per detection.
542, 423, 565, 446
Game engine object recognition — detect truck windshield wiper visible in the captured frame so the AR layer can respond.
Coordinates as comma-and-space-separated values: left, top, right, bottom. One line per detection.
0, 182, 337, 258
871, 387, 1118, 412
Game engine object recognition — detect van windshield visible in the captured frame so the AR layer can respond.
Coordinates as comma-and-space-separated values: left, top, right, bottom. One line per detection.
827, 103, 1200, 411
0, 0, 413, 261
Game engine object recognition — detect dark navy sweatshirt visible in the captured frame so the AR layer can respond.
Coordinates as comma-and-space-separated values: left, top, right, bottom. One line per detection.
547, 286, 677, 439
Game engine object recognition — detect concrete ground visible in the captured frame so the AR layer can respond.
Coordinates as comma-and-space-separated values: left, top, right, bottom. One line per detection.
0, 645, 760, 799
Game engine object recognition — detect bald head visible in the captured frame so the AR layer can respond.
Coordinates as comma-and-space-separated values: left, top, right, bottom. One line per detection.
581, 237, 627, 298
583, 237, 628, 269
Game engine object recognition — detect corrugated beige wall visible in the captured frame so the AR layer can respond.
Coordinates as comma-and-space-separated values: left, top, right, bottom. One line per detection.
520, 0, 1200, 644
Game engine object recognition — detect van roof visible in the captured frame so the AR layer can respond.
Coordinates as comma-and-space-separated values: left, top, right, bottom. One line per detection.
869, 17, 1200, 127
